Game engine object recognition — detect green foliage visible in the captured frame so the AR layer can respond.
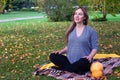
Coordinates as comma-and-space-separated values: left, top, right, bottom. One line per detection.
89, 0, 120, 21
32, 0, 44, 12
3, 0, 36, 11
0, 0, 7, 13
77, 0, 89, 7
77, 0, 120, 21
0, 21, 120, 80
91, 15, 107, 21
43, 0, 77, 21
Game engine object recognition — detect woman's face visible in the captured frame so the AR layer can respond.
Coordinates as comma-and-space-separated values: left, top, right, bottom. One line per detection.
73, 8, 85, 23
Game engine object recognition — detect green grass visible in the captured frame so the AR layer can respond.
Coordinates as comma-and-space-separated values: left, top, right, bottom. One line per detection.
0, 11, 47, 23
0, 11, 120, 22
0, 11, 46, 20
0, 21, 120, 80
89, 11, 120, 21
0, 18, 48, 23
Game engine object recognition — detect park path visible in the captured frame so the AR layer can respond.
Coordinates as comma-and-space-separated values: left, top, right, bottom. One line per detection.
0, 16, 46, 22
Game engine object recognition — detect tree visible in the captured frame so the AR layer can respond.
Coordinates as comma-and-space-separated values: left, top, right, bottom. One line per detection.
32, 0, 44, 11
0, 0, 7, 13
4, 0, 11, 11
43, 0, 77, 21
77, 0, 120, 21
89, 0, 120, 21
32, 0, 44, 8
11, 0, 34, 10
77, 0, 89, 7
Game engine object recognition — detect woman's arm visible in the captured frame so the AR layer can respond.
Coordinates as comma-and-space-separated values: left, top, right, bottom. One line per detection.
59, 46, 67, 54
86, 29, 98, 61
85, 49, 97, 62
52, 46, 67, 54
89, 49, 97, 58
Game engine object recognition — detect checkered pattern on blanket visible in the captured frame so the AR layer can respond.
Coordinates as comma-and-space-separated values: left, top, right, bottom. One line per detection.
33, 58, 120, 80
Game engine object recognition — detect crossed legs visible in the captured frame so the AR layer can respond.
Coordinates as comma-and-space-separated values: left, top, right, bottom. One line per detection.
49, 53, 91, 74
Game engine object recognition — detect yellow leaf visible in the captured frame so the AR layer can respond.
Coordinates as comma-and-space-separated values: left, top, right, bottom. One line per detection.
1, 76, 5, 78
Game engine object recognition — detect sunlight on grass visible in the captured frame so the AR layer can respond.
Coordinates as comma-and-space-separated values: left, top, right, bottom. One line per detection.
0, 21, 69, 80
0, 11, 46, 20
89, 11, 120, 21
0, 21, 120, 80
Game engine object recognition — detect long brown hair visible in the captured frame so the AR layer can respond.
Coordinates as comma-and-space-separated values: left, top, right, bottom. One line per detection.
65, 6, 89, 44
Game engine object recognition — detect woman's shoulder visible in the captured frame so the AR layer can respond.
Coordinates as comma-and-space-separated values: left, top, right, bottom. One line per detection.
86, 25, 95, 30
85, 25, 97, 34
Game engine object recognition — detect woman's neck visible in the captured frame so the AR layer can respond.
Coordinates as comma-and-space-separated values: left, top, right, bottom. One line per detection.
76, 23, 85, 28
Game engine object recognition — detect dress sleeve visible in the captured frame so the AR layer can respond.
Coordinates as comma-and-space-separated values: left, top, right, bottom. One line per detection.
90, 30, 98, 50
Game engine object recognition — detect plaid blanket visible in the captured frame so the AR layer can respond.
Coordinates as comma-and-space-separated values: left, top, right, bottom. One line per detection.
33, 58, 120, 80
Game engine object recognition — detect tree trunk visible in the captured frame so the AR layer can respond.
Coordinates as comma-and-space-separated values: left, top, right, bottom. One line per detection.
102, 0, 107, 20
102, 10, 107, 20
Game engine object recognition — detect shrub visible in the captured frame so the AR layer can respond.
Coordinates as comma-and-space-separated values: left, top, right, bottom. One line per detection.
44, 0, 77, 21
92, 17, 107, 21
0, 0, 7, 14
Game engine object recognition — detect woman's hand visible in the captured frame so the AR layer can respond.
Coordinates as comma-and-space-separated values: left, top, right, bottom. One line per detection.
51, 46, 67, 54
52, 50, 62, 54
84, 49, 97, 62
83, 56, 92, 62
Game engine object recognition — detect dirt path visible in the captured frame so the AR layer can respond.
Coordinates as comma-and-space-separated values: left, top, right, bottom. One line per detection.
0, 16, 46, 22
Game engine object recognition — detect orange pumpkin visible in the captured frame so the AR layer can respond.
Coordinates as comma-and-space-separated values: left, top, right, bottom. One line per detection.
91, 70, 103, 79
90, 62, 103, 79
90, 62, 103, 72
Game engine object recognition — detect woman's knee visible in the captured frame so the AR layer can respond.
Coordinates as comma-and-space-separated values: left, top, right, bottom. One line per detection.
49, 53, 59, 61
78, 58, 91, 71
49, 53, 55, 60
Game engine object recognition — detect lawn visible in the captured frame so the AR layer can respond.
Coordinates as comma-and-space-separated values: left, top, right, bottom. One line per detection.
0, 11, 46, 20
89, 11, 120, 21
0, 21, 120, 80
0, 11, 120, 22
